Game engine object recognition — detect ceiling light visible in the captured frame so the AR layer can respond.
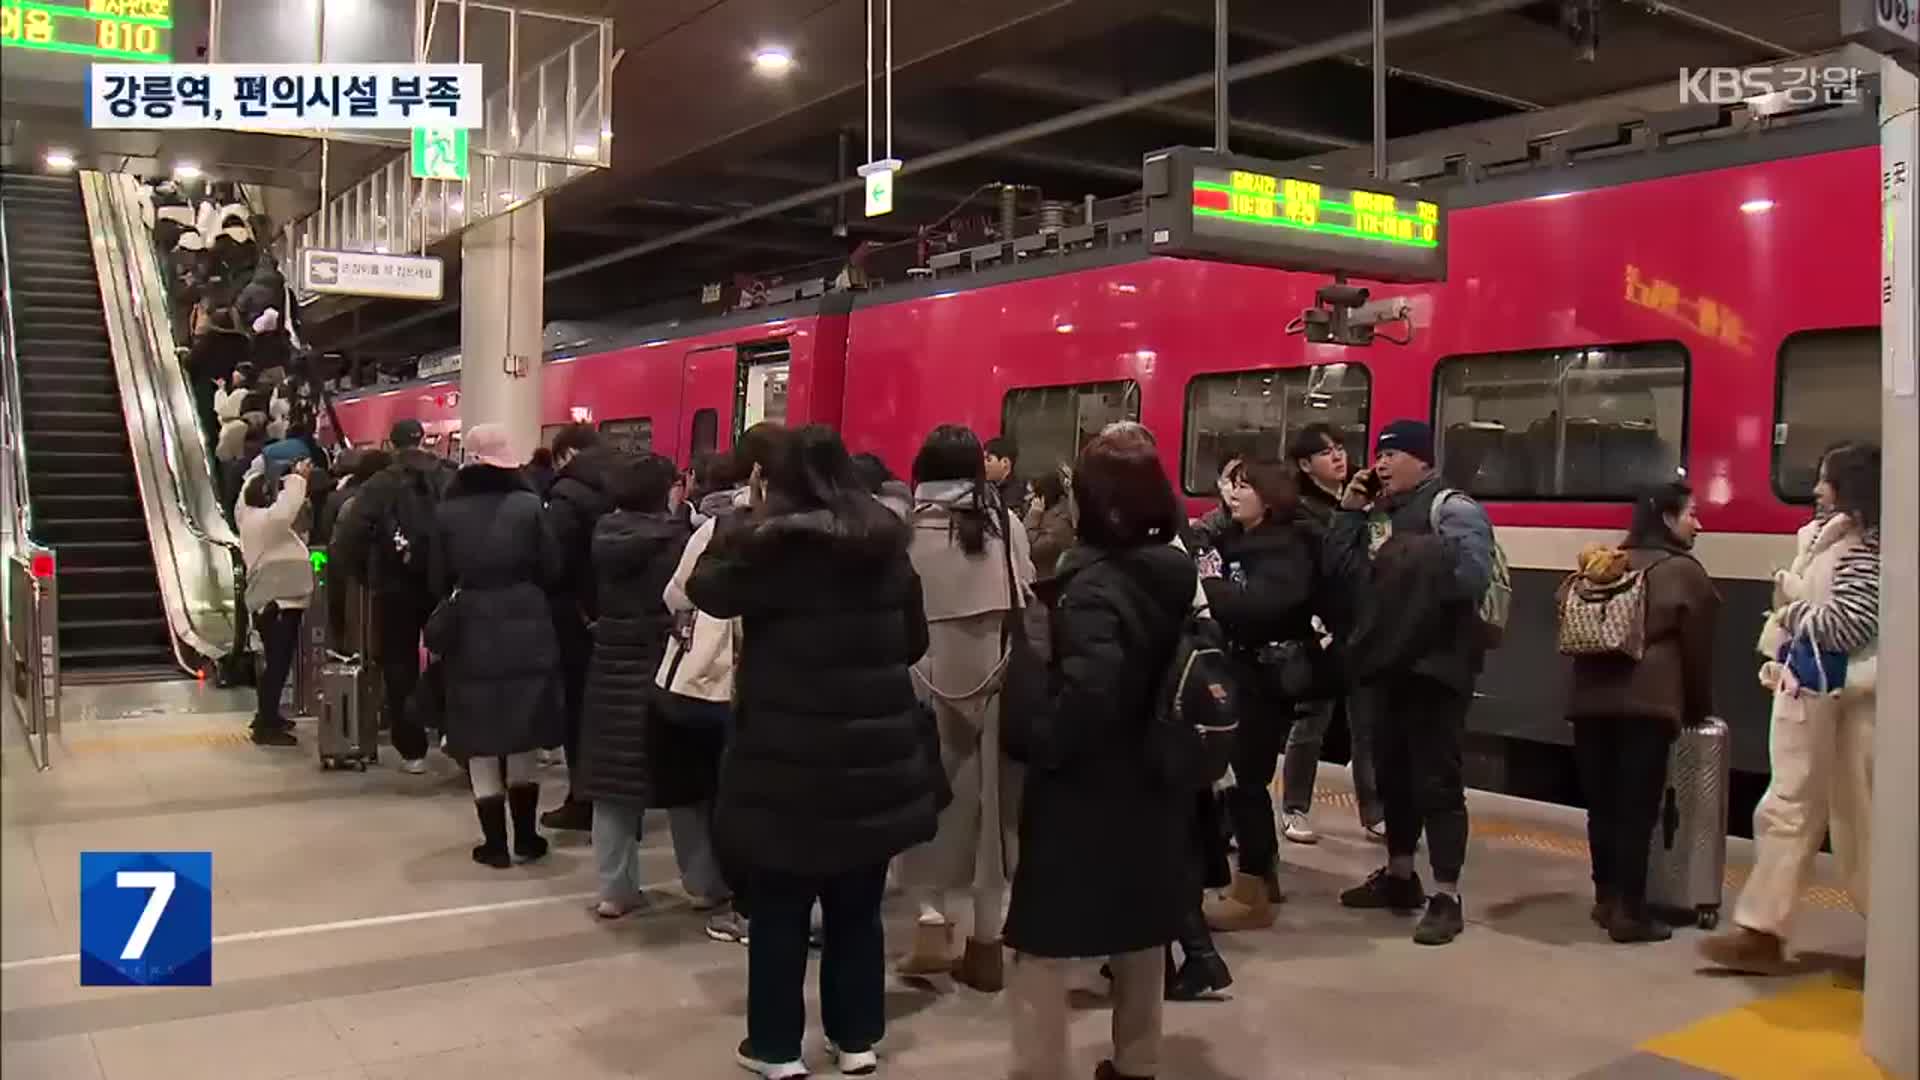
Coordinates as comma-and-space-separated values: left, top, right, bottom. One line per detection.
751, 45, 794, 76
173, 162, 202, 180
44, 149, 75, 171
1740, 199, 1775, 214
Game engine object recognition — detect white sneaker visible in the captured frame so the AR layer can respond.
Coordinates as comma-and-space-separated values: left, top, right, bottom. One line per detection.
401, 758, 428, 775
828, 1042, 878, 1076
1363, 821, 1388, 844
1282, 810, 1319, 845
736, 1040, 808, 1078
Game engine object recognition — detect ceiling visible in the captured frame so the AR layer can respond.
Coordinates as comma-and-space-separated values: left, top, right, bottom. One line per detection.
305, 0, 1864, 361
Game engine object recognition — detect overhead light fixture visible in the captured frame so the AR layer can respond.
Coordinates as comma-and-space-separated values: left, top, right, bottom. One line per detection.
44, 149, 76, 171
173, 162, 202, 180
1740, 199, 1775, 214
752, 45, 794, 76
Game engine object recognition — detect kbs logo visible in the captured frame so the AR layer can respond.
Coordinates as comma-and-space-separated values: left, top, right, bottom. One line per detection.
1678, 66, 1865, 107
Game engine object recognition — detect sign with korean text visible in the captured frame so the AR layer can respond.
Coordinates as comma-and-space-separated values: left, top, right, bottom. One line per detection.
87, 63, 483, 130
299, 249, 445, 302
2, 0, 173, 63
1841, 0, 1917, 52
80, 851, 212, 986
411, 126, 469, 181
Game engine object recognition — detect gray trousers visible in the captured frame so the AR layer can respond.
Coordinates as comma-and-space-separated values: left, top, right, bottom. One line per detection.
1281, 692, 1384, 827
668, 803, 730, 904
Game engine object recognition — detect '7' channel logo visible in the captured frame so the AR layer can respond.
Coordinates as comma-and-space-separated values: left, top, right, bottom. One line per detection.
1679, 66, 1866, 108
79, 852, 213, 986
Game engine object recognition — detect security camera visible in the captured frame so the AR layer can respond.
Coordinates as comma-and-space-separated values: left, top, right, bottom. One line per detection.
1316, 284, 1370, 308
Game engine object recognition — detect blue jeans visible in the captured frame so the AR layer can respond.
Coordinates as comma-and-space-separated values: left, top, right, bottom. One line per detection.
746, 862, 888, 1062
668, 802, 730, 904
592, 801, 644, 904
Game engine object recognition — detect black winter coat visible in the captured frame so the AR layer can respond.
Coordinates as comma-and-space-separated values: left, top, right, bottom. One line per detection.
1002, 542, 1197, 960
686, 498, 941, 878
330, 448, 454, 598
544, 447, 618, 624
1201, 514, 1320, 653
427, 465, 564, 758
576, 511, 691, 808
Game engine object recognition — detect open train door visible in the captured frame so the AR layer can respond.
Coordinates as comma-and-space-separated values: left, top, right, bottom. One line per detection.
675, 338, 794, 469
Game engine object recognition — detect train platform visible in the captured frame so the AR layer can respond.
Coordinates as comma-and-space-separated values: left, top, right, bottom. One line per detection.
0, 681, 1881, 1080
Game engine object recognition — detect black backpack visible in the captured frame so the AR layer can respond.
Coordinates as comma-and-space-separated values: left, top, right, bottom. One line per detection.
379, 464, 448, 585
1148, 608, 1242, 790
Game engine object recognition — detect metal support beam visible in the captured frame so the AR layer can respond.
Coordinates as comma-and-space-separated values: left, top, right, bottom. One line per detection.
1628, 0, 1792, 58
1214, 0, 1230, 151
1371, 0, 1387, 178
976, 68, 1358, 150
332, 0, 1538, 347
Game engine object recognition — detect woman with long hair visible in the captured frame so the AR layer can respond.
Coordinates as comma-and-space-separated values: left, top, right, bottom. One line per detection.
1022, 466, 1075, 584
687, 424, 942, 1079
1702, 442, 1881, 974
1002, 430, 1198, 1080
1563, 481, 1719, 942
894, 425, 1035, 990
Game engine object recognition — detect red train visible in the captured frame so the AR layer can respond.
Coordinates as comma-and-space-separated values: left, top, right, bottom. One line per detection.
333, 112, 1884, 790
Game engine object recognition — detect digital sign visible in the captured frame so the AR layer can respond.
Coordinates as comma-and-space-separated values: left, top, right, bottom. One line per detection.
1144, 147, 1448, 283
2, 0, 172, 63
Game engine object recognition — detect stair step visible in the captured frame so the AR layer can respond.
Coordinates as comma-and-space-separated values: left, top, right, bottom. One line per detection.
63, 590, 166, 624
26, 431, 129, 454
24, 410, 126, 434
56, 565, 161, 593
35, 517, 147, 544
43, 539, 155, 569
26, 474, 139, 500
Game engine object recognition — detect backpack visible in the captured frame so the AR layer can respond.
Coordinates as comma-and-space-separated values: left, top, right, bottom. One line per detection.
1148, 609, 1242, 790
379, 464, 448, 585
1429, 488, 1511, 648
1556, 550, 1667, 661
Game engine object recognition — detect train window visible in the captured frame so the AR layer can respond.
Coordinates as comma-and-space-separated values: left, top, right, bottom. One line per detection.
999, 381, 1141, 483
1432, 342, 1688, 500
690, 409, 719, 458
599, 417, 653, 454
539, 424, 569, 450
1181, 364, 1371, 494
738, 341, 792, 433
1773, 327, 1880, 502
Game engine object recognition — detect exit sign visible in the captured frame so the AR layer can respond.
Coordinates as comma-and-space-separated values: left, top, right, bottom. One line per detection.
411, 127, 468, 181
860, 158, 901, 218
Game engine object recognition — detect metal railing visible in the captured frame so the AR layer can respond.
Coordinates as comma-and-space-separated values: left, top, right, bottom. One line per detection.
79, 172, 246, 675
1, 201, 60, 769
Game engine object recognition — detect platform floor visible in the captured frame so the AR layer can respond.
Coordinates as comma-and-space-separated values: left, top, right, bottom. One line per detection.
1, 681, 1880, 1080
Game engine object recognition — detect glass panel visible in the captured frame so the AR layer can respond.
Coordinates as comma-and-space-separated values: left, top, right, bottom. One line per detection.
599, 417, 653, 454
1000, 381, 1141, 484
1182, 364, 1371, 493
690, 409, 719, 458
1433, 343, 1688, 500
1773, 328, 1880, 502
539, 423, 569, 449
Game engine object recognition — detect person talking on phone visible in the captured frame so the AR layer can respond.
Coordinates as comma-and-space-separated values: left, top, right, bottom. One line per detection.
1324, 420, 1496, 946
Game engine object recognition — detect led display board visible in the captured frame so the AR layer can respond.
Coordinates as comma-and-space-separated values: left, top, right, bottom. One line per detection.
1143, 146, 1448, 283
1, 0, 173, 63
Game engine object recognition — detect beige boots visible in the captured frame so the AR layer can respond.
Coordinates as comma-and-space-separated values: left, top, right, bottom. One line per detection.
1204, 872, 1277, 932
897, 922, 1005, 991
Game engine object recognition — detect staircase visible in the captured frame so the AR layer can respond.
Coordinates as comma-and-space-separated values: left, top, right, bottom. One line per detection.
2, 172, 176, 676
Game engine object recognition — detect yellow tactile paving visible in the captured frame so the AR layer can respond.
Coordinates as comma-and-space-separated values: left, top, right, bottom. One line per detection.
1639, 975, 1891, 1079
60, 730, 255, 755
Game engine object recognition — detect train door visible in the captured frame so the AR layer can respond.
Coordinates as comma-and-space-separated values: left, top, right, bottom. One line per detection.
737, 340, 792, 432
678, 345, 736, 467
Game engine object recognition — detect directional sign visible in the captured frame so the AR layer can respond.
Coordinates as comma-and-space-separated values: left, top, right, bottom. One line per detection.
411, 126, 468, 181
299, 248, 445, 301
860, 158, 901, 218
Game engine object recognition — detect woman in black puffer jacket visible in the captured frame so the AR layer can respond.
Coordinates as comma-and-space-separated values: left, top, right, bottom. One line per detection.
578, 453, 692, 918
1198, 458, 1321, 935
686, 424, 939, 1079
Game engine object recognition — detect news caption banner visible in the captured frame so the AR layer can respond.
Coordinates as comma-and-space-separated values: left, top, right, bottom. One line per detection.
79, 852, 213, 987
86, 63, 483, 130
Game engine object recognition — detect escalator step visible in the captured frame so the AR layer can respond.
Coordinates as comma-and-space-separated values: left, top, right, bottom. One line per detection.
27, 431, 130, 454
24, 410, 126, 433
24, 369, 116, 392
64, 617, 174, 652
27, 475, 139, 500
24, 391, 121, 414
30, 450, 131, 471
33, 540, 152, 569
56, 565, 162, 594
36, 517, 147, 544
13, 291, 104, 311
19, 353, 112, 371
64, 591, 166, 624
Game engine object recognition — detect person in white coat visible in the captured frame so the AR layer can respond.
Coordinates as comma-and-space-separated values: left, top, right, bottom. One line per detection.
236, 458, 314, 748
1701, 442, 1881, 975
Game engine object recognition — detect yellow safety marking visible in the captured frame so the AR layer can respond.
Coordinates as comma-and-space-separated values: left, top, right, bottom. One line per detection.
61, 730, 255, 755
1639, 975, 1890, 1079
1304, 786, 1859, 913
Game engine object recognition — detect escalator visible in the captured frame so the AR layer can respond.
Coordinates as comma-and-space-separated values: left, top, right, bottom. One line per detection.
2, 172, 174, 675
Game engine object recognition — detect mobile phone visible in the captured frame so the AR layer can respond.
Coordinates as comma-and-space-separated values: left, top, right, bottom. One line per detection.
1359, 469, 1384, 497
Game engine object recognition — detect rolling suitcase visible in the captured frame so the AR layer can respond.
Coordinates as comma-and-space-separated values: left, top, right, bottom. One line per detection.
316, 659, 378, 771
1646, 716, 1730, 929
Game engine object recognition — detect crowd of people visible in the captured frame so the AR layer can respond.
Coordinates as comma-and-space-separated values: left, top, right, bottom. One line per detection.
225, 404, 1882, 1077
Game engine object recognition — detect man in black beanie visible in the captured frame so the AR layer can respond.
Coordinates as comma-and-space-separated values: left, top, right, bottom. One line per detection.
1322, 419, 1497, 946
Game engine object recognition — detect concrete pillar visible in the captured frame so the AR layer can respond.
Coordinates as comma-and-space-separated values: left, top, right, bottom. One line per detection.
1864, 53, 1917, 1080
458, 202, 544, 462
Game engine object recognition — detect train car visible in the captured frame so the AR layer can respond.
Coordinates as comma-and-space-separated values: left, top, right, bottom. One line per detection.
332, 98, 1884, 811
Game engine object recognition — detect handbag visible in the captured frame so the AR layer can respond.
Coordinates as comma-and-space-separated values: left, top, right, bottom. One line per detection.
1255, 638, 1339, 701
1783, 620, 1848, 696
997, 505, 1049, 763
422, 587, 460, 657
653, 611, 730, 729
1555, 555, 1669, 661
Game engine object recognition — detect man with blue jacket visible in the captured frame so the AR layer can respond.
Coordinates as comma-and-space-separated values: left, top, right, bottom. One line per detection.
1324, 420, 1495, 946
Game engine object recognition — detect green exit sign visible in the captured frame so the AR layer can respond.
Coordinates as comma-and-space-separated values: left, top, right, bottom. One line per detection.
411, 127, 468, 181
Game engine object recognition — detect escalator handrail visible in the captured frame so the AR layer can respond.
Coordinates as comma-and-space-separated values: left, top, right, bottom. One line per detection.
0, 200, 34, 551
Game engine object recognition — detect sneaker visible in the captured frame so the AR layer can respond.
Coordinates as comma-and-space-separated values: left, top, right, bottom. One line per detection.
1413, 893, 1465, 945
1281, 810, 1319, 845
828, 1042, 878, 1076
400, 758, 428, 775
735, 1039, 807, 1079
1361, 821, 1388, 844
706, 909, 750, 945
250, 726, 298, 747
1339, 868, 1425, 912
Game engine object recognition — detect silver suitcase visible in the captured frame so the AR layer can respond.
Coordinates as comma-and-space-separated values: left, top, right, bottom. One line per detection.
317, 659, 377, 771
1646, 717, 1730, 929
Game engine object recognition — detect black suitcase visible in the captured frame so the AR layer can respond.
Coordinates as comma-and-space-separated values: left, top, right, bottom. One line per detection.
1646, 717, 1731, 929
